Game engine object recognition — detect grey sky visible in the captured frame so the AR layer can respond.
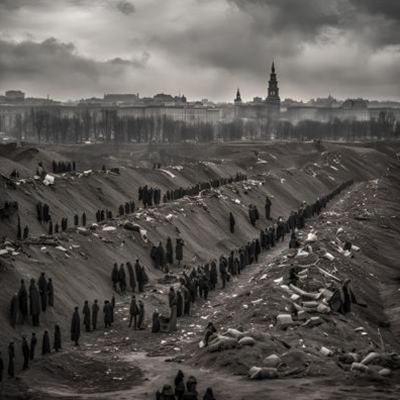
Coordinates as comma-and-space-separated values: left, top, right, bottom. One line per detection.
0, 0, 399, 102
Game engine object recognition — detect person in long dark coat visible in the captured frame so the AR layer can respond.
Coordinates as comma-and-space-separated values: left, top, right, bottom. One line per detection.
174, 370, 185, 400
47, 278, 54, 307
54, 325, 62, 352
128, 295, 140, 329
265, 196, 272, 220
137, 300, 145, 330
29, 279, 41, 326
10, 293, 19, 327
103, 301, 113, 328
30, 333, 37, 360
126, 262, 136, 292
83, 300, 91, 332
38, 272, 48, 312
156, 242, 166, 271
42, 331, 51, 355
71, 306, 80, 346
8, 341, 14, 378
203, 387, 216, 400
22, 336, 29, 370
18, 279, 28, 322
119, 264, 127, 293
229, 212, 235, 234
92, 299, 99, 330
135, 260, 144, 293
151, 309, 160, 333
111, 263, 119, 291
175, 238, 184, 267
0, 351, 4, 382
166, 237, 174, 265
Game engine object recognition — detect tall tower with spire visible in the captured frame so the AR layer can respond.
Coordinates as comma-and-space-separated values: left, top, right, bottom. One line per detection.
266, 61, 281, 118
234, 88, 242, 118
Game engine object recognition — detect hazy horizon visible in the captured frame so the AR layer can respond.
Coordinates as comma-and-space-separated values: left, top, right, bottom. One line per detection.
1, 0, 400, 103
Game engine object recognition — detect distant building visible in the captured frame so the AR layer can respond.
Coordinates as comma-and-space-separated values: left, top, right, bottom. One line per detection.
104, 93, 139, 104
233, 62, 281, 123
5, 90, 25, 101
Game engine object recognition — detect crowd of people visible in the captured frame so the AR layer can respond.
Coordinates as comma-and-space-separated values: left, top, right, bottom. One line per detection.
111, 260, 148, 294
138, 186, 163, 208
118, 201, 136, 217
156, 370, 216, 400
51, 160, 76, 174
150, 238, 185, 271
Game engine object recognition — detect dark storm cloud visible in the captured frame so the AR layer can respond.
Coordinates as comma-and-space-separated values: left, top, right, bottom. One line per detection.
348, 0, 400, 21
0, 37, 149, 96
116, 1, 135, 15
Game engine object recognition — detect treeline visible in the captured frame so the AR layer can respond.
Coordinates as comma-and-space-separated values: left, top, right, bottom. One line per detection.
6, 108, 400, 144
9, 109, 215, 144
276, 111, 400, 141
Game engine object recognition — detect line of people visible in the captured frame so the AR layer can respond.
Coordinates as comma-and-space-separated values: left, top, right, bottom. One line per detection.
10, 273, 55, 327
111, 260, 148, 294
52, 160, 76, 174
118, 201, 136, 216
150, 238, 185, 271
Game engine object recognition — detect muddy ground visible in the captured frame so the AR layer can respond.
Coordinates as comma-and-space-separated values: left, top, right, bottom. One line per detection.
0, 141, 400, 399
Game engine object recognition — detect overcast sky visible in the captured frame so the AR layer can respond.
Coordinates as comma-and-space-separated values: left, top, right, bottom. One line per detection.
0, 0, 399, 102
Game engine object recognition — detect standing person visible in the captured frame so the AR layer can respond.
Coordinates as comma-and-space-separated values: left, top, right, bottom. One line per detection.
118, 264, 127, 293
29, 278, 41, 327
38, 272, 48, 312
265, 196, 272, 220
47, 278, 54, 307
126, 262, 136, 292
18, 279, 28, 323
54, 325, 62, 352
22, 336, 30, 370
137, 300, 145, 330
128, 295, 139, 330
30, 333, 37, 360
0, 351, 4, 382
135, 260, 145, 293
71, 306, 80, 346
174, 370, 185, 400
175, 238, 184, 267
166, 237, 174, 266
103, 300, 113, 328
168, 287, 178, 332
42, 331, 51, 355
203, 387, 217, 400
82, 300, 91, 332
10, 293, 19, 327
229, 212, 235, 234
151, 309, 160, 333
111, 263, 119, 291
8, 341, 15, 379
92, 299, 99, 330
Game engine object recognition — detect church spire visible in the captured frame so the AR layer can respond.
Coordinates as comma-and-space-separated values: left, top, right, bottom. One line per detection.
235, 88, 241, 101
271, 61, 275, 74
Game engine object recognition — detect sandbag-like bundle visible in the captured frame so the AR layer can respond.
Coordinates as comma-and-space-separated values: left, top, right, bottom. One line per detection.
249, 366, 278, 380
238, 336, 255, 346
263, 354, 281, 368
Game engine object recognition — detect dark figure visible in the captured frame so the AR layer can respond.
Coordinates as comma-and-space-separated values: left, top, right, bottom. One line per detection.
229, 212, 235, 234
151, 309, 160, 333
126, 262, 136, 292
48, 220, 53, 235
54, 325, 62, 352
119, 264, 127, 292
92, 299, 99, 330
47, 278, 54, 307
204, 322, 217, 346
29, 278, 41, 326
8, 342, 15, 378
38, 272, 48, 312
71, 306, 81, 346
343, 279, 358, 314
129, 295, 139, 329
10, 293, 19, 327
176, 238, 184, 267
135, 260, 145, 293
74, 214, 79, 226
30, 333, 37, 360
166, 237, 174, 265
203, 388, 216, 400
289, 233, 300, 249
265, 196, 272, 220
22, 336, 30, 370
156, 384, 176, 400
17, 217, 22, 240
0, 351, 3, 382
186, 376, 198, 395
103, 300, 113, 328
42, 331, 51, 355
111, 294, 116, 310
55, 223, 59, 233
137, 300, 145, 329
112, 263, 119, 291
23, 225, 29, 239
174, 370, 185, 400
83, 300, 91, 332
82, 212, 87, 226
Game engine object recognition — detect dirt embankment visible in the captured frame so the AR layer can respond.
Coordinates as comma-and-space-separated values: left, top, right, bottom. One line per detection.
0, 141, 399, 399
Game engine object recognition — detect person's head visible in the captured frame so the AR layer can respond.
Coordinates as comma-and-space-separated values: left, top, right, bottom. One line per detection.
94, 299, 98, 303
84, 300, 88, 304
205, 387, 214, 396
74, 306, 79, 311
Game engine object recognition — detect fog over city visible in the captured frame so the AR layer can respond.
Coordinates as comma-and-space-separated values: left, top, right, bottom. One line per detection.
1, 0, 400, 101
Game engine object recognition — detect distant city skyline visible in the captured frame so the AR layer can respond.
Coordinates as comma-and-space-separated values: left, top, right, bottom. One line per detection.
1, 0, 399, 102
